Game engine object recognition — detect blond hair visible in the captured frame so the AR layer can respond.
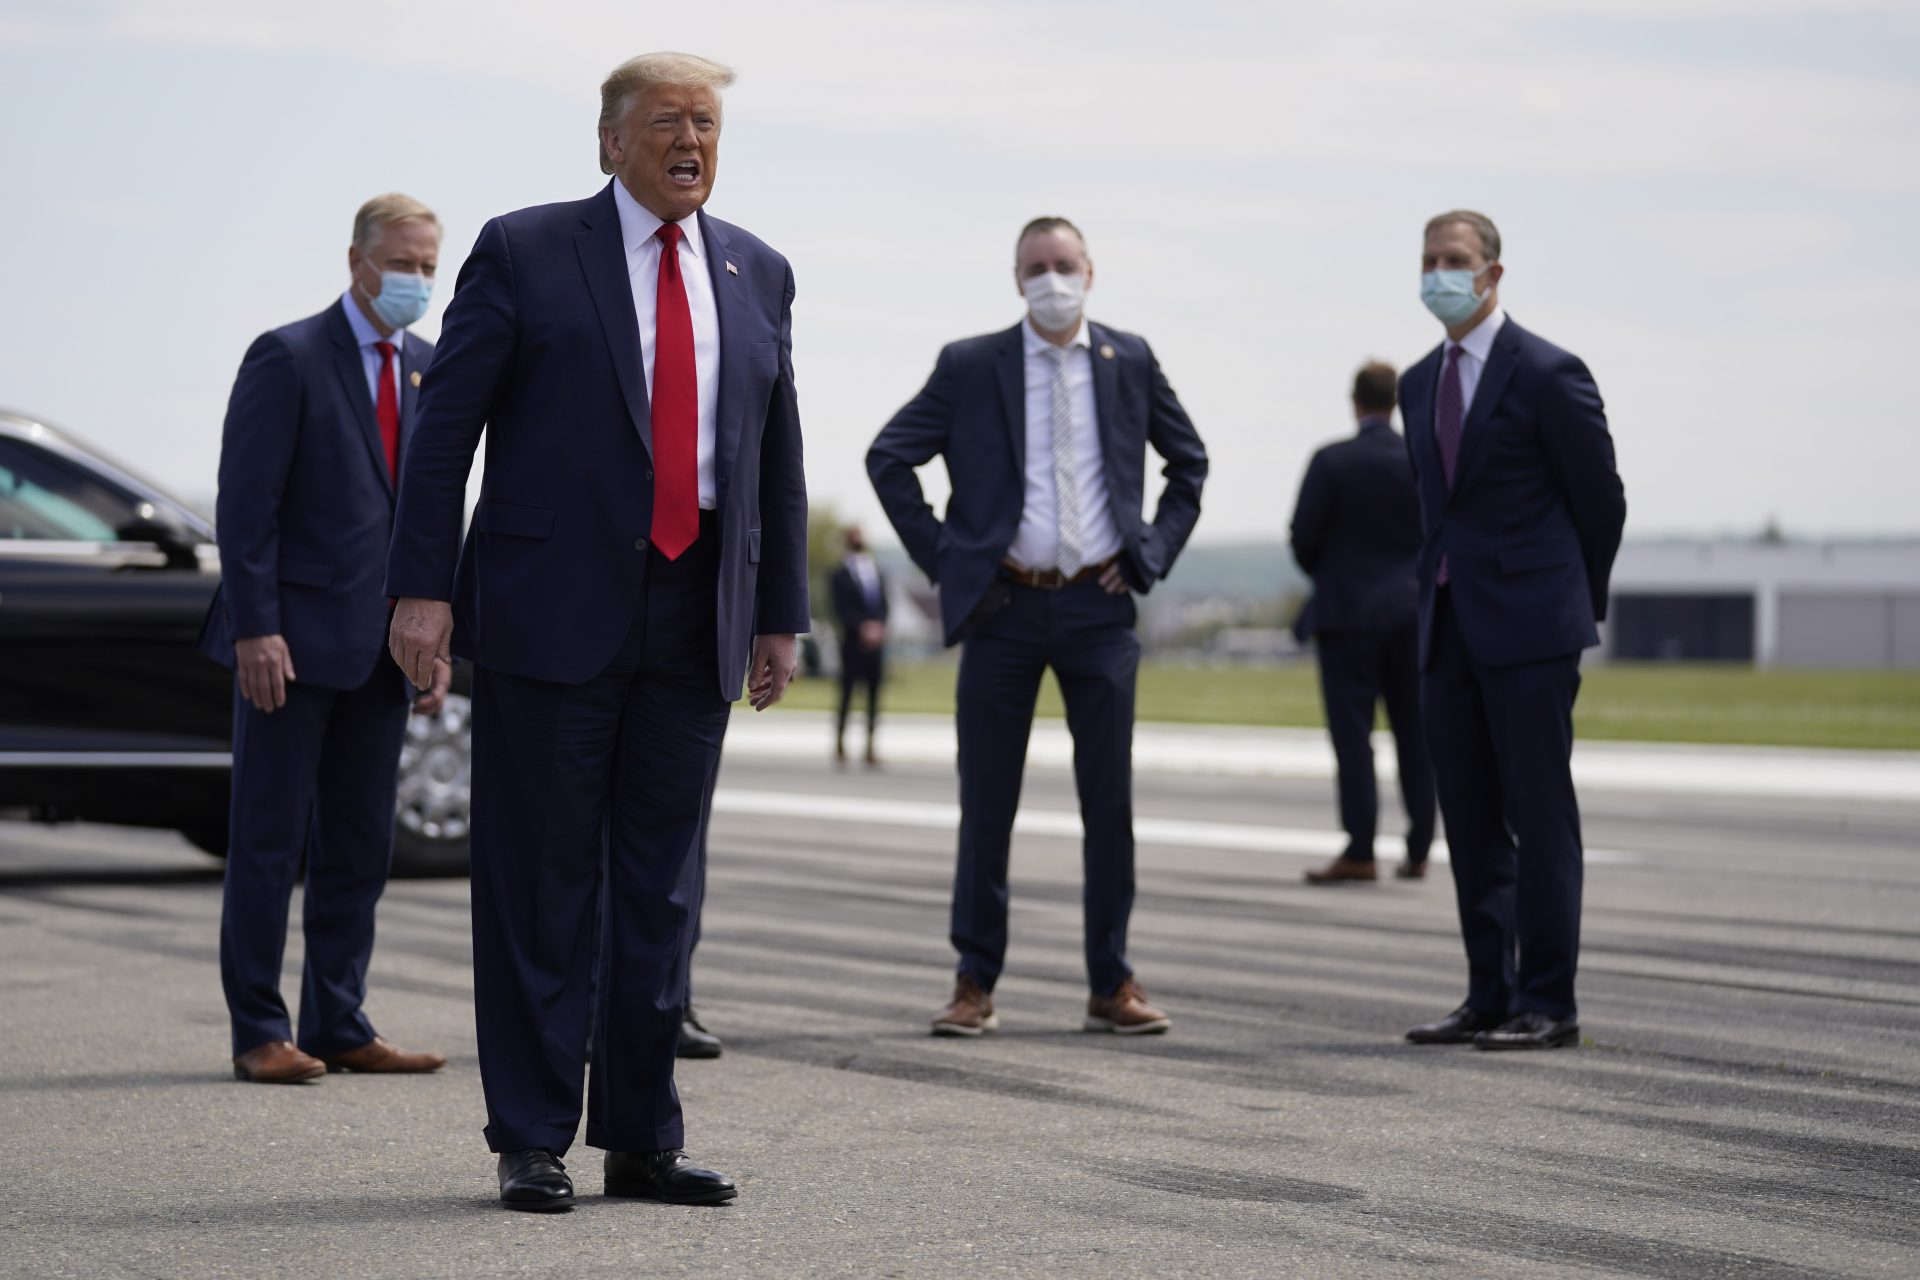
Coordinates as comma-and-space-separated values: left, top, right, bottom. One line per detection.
598, 52, 737, 174
352, 193, 440, 252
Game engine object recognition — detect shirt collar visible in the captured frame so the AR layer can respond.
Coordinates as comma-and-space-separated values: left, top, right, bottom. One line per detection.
1451, 305, 1506, 363
1357, 414, 1392, 434
1022, 315, 1091, 356
339, 289, 398, 348
612, 177, 705, 261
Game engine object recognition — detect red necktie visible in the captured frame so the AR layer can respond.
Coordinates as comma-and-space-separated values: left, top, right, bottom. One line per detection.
373, 341, 401, 483
650, 223, 699, 560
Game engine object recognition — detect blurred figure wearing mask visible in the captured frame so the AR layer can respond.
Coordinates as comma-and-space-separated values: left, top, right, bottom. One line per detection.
829, 525, 889, 766
1398, 211, 1625, 1053
199, 193, 451, 1085
1290, 360, 1435, 884
867, 217, 1207, 1040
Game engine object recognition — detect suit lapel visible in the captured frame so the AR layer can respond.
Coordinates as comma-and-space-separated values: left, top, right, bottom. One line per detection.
1449, 318, 1522, 502
398, 333, 423, 464
701, 210, 747, 508
1087, 322, 1123, 485
993, 325, 1025, 472
326, 301, 395, 498
575, 182, 653, 459
1403, 347, 1443, 484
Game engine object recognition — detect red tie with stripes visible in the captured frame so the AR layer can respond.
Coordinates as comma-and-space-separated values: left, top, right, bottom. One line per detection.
373, 341, 400, 483
650, 223, 699, 560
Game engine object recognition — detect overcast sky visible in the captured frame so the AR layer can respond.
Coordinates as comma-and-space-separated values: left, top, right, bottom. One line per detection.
2, 0, 1916, 543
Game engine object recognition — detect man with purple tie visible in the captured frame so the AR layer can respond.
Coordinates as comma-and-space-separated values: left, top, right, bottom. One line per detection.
386, 52, 807, 1210
1398, 211, 1626, 1052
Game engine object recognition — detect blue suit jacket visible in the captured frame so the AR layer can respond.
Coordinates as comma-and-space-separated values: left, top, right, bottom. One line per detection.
384, 182, 808, 696
867, 322, 1208, 646
199, 299, 431, 691
1289, 419, 1423, 638
1400, 316, 1626, 669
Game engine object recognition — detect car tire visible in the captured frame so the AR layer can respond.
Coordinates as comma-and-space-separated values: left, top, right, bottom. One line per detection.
391, 667, 473, 879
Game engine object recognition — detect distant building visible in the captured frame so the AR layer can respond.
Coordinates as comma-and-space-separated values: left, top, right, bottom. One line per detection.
1604, 540, 1920, 668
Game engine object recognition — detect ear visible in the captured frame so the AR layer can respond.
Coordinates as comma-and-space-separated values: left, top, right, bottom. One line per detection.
1083, 259, 1095, 292
601, 124, 625, 167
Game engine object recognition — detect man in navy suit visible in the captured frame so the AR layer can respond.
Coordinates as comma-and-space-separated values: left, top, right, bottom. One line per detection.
868, 217, 1207, 1039
828, 524, 889, 766
386, 53, 807, 1211
1398, 211, 1626, 1052
201, 193, 451, 1085
1290, 360, 1435, 885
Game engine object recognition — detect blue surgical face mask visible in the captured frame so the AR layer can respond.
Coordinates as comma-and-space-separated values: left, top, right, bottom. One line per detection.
1420, 264, 1494, 325
361, 269, 433, 329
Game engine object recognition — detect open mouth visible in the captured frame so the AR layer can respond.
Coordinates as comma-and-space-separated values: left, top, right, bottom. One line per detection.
668, 160, 701, 187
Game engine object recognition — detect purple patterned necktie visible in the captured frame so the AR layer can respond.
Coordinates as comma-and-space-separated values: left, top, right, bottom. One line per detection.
1434, 345, 1465, 584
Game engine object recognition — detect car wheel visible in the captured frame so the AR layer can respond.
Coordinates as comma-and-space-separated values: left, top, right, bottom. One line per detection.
392, 684, 473, 878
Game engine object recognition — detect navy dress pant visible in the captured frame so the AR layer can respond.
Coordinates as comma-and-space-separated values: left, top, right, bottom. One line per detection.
953, 578, 1140, 997
468, 524, 729, 1158
1314, 625, 1435, 864
220, 664, 410, 1058
1422, 590, 1585, 1020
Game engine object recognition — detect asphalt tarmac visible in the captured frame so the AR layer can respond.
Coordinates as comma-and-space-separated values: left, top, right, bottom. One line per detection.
1, 719, 1916, 1278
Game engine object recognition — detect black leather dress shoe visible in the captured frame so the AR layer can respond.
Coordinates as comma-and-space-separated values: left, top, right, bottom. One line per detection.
605, 1150, 737, 1205
498, 1149, 573, 1211
677, 1006, 723, 1060
1405, 1004, 1506, 1044
1474, 1012, 1580, 1051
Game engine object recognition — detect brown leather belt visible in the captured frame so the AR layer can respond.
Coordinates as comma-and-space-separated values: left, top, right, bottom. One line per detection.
999, 557, 1114, 590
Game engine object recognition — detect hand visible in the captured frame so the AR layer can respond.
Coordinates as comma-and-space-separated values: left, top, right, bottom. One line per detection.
412, 656, 453, 717
389, 597, 454, 693
858, 620, 887, 651
746, 633, 797, 711
1098, 561, 1131, 595
234, 634, 296, 713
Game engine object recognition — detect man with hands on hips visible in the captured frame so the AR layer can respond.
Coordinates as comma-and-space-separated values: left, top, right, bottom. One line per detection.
867, 216, 1207, 1040
386, 52, 807, 1212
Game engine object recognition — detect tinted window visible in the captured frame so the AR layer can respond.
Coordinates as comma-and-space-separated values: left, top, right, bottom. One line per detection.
0, 438, 139, 541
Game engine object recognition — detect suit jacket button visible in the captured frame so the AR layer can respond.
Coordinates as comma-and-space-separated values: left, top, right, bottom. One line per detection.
646, 469, 655, 482
634, 537, 649, 552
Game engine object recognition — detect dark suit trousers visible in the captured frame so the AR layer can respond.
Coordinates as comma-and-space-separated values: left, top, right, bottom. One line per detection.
220, 665, 409, 1058
468, 526, 729, 1158
835, 640, 884, 751
1314, 626, 1435, 864
953, 579, 1140, 996
1422, 590, 1585, 1020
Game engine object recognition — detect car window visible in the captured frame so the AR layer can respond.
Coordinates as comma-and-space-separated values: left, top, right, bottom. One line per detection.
0, 438, 138, 541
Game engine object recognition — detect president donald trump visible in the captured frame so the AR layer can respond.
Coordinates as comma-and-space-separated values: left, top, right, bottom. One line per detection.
387, 52, 807, 1211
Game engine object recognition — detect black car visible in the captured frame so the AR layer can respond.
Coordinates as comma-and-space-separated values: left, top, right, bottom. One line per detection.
0, 409, 472, 875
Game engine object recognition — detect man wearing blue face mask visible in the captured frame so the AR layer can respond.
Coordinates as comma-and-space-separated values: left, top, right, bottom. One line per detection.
868, 216, 1208, 1038
199, 193, 451, 1084
1398, 210, 1626, 1052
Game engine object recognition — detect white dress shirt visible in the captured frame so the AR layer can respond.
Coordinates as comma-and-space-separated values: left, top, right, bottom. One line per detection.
1006, 317, 1122, 571
846, 551, 882, 607
339, 289, 407, 411
1446, 306, 1507, 422
612, 178, 721, 509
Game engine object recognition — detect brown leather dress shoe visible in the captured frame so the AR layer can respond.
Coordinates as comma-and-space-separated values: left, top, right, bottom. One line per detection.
1305, 857, 1379, 884
930, 974, 998, 1037
233, 1040, 326, 1084
321, 1036, 447, 1074
1085, 978, 1171, 1035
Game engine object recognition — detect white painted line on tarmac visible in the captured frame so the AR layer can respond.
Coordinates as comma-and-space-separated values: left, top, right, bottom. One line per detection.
710, 789, 1641, 865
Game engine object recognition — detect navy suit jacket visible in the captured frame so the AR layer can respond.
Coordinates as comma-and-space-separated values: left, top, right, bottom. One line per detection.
867, 322, 1208, 646
1289, 418, 1422, 638
1400, 316, 1626, 669
829, 560, 889, 638
384, 183, 809, 697
199, 299, 430, 691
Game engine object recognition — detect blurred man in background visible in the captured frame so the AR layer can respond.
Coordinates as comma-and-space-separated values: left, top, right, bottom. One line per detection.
1290, 360, 1435, 884
1399, 210, 1626, 1052
868, 216, 1207, 1039
387, 52, 806, 1211
830, 524, 889, 766
200, 193, 451, 1085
